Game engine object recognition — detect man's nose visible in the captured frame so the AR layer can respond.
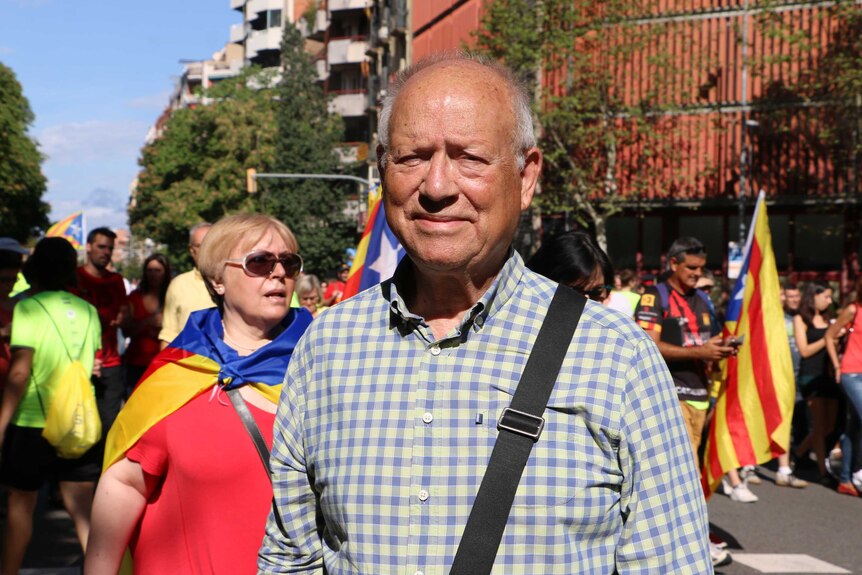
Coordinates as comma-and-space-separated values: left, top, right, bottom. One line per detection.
421, 153, 457, 201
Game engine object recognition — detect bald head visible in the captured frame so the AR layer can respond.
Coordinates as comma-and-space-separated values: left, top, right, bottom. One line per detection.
378, 53, 535, 171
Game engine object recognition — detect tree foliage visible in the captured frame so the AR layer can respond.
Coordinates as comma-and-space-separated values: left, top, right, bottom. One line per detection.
267, 22, 357, 276
129, 68, 278, 271
0, 62, 49, 241
750, 1, 862, 197
473, 0, 708, 248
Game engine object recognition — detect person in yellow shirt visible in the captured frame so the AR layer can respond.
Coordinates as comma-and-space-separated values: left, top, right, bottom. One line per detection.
158, 223, 214, 349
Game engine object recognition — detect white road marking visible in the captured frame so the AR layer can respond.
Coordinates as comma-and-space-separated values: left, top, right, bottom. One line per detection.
732, 553, 852, 573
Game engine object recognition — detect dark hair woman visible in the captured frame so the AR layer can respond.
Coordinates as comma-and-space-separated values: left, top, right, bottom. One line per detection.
825, 276, 862, 495
123, 253, 171, 393
526, 230, 614, 303
0, 238, 101, 574
793, 280, 840, 484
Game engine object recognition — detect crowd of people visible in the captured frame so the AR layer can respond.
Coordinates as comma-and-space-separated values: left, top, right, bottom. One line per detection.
0, 52, 859, 574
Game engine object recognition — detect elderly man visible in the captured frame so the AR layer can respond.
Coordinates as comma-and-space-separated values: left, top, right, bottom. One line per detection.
158, 222, 214, 348
259, 54, 711, 574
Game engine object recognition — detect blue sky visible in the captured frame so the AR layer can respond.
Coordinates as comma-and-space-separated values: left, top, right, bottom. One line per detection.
0, 0, 240, 232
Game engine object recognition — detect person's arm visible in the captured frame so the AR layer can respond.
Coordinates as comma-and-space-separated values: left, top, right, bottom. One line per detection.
825, 304, 855, 381
646, 329, 733, 363
0, 348, 33, 459
84, 457, 154, 574
615, 337, 712, 572
794, 315, 824, 358
158, 282, 180, 349
258, 347, 325, 574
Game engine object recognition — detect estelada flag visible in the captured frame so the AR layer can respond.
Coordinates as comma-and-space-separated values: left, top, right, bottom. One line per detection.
701, 191, 795, 495
342, 190, 405, 300
45, 211, 85, 249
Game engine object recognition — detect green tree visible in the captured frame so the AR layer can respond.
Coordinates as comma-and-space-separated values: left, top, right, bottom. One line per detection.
267, 22, 357, 276
473, 0, 709, 249
0, 62, 49, 241
129, 68, 278, 271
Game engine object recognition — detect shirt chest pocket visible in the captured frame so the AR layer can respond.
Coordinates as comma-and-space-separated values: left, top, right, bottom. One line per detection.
485, 386, 623, 509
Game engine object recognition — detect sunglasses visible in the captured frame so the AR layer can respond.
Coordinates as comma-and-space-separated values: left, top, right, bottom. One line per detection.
573, 284, 614, 302
224, 250, 303, 279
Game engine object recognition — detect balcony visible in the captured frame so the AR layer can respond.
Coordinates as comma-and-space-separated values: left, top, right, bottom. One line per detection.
230, 23, 247, 44
308, 8, 328, 40
327, 37, 369, 65
329, 91, 368, 117
246, 0, 283, 16
230, 0, 246, 11
328, 0, 367, 11
245, 28, 281, 59
316, 59, 329, 81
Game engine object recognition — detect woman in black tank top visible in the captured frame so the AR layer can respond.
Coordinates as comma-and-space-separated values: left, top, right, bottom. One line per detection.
793, 280, 839, 483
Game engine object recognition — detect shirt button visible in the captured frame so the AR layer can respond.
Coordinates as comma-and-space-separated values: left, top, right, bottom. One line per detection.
430, 345, 441, 356
422, 412, 433, 424
418, 489, 429, 501
475, 315, 484, 327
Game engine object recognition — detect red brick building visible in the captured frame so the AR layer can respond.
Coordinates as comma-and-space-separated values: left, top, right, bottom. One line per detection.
408, 0, 861, 288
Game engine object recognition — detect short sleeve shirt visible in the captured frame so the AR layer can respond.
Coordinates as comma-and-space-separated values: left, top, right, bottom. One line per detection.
10, 291, 101, 427
158, 269, 215, 345
75, 266, 128, 368
633, 282, 714, 401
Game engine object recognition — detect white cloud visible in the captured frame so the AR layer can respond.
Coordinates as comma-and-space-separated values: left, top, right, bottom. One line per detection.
127, 91, 172, 110
37, 120, 147, 165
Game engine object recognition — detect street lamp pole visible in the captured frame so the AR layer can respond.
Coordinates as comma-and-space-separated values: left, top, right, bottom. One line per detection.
739, 0, 750, 246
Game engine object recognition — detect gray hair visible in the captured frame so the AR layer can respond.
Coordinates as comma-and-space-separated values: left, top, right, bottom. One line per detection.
378, 51, 536, 171
189, 222, 212, 245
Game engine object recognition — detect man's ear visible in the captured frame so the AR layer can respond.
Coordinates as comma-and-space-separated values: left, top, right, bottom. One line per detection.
519, 147, 542, 211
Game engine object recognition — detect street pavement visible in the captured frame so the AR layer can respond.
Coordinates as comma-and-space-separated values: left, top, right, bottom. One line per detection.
2, 462, 860, 574
709, 462, 861, 574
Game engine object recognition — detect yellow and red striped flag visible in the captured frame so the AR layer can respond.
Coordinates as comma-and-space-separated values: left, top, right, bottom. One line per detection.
701, 191, 795, 495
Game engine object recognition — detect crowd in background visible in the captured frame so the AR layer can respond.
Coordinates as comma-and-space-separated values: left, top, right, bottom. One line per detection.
0, 221, 860, 572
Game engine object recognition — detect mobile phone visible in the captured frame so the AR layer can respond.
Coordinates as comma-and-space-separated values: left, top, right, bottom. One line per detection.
728, 335, 744, 348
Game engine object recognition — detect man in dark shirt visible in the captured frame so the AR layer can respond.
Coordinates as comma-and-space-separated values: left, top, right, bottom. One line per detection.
76, 227, 129, 433
634, 238, 734, 460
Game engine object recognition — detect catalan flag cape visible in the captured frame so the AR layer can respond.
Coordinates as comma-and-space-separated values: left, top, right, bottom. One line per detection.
45, 211, 85, 249
103, 307, 312, 470
342, 192, 405, 300
701, 191, 794, 495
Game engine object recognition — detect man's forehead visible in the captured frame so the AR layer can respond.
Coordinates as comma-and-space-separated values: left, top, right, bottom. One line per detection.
90, 234, 113, 245
395, 62, 509, 109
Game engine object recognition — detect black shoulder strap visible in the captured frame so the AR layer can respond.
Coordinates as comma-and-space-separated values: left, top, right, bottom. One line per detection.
450, 285, 586, 575
226, 386, 292, 539
226, 387, 272, 475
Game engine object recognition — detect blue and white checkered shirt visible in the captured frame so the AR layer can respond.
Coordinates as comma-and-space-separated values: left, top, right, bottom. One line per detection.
259, 253, 711, 574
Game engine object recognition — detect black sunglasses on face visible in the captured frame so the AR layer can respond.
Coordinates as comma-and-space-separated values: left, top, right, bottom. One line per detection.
224, 251, 303, 279
572, 284, 614, 302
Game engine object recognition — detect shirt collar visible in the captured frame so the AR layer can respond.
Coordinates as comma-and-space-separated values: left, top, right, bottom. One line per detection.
382, 249, 526, 338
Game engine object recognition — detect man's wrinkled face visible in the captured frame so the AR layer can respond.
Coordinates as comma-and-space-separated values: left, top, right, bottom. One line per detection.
381, 62, 540, 277
670, 253, 706, 291
86, 234, 114, 270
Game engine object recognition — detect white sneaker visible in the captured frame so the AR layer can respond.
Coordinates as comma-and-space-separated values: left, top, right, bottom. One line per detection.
710, 542, 733, 567
729, 483, 759, 503
853, 471, 862, 491
720, 476, 733, 496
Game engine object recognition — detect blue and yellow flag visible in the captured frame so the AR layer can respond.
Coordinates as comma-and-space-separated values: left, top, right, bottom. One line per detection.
45, 211, 85, 249
103, 307, 312, 470
343, 193, 406, 299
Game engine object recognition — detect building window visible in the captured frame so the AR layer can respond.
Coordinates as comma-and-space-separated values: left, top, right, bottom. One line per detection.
794, 214, 843, 271
268, 9, 282, 28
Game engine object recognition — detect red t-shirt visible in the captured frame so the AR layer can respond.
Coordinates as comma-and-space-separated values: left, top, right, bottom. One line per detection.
124, 290, 161, 368
126, 390, 275, 574
75, 267, 128, 368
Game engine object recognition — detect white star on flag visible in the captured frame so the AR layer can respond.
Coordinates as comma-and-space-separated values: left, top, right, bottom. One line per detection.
369, 231, 401, 280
